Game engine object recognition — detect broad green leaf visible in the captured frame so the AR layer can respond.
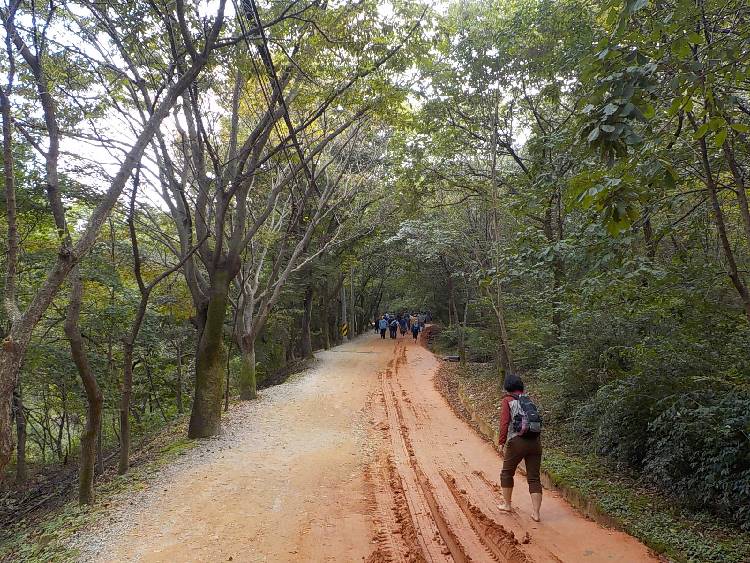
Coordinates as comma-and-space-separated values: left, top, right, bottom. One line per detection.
668, 98, 682, 116
714, 128, 727, 147
604, 103, 620, 116
693, 123, 710, 139
709, 116, 726, 130
625, 132, 643, 145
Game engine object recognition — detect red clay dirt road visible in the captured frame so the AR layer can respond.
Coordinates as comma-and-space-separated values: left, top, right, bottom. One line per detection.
92, 332, 657, 562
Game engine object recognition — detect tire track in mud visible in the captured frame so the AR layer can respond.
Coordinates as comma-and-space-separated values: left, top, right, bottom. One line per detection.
365, 389, 417, 563
388, 342, 471, 562
366, 335, 657, 563
381, 365, 457, 562
470, 469, 558, 560
367, 341, 461, 562
364, 451, 426, 563
441, 471, 532, 563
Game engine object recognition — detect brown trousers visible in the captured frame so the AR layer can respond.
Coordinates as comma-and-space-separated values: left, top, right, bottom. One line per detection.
501, 435, 542, 493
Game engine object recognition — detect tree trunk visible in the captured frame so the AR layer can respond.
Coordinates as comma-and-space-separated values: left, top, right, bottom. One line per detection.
96, 424, 104, 476
349, 266, 355, 338
0, 83, 21, 474
551, 257, 564, 339
340, 284, 348, 340
497, 328, 513, 376
176, 342, 184, 414
118, 342, 135, 474
12, 385, 27, 484
238, 338, 257, 400
1, 87, 19, 328
643, 216, 657, 259
64, 269, 103, 505
55, 410, 65, 462
487, 285, 513, 377
144, 358, 167, 421
58, 382, 67, 462
451, 298, 460, 331
237, 281, 260, 401
695, 127, 750, 323
322, 294, 331, 350
334, 296, 341, 345
188, 270, 230, 438
706, 178, 750, 322
441, 256, 458, 328
721, 140, 750, 253
301, 284, 314, 358
458, 298, 469, 365
543, 204, 564, 339
120, 179, 155, 474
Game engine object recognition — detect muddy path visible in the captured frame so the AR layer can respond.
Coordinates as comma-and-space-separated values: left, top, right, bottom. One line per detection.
76, 333, 657, 562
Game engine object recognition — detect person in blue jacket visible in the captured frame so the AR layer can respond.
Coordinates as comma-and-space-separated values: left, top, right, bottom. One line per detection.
378, 316, 388, 339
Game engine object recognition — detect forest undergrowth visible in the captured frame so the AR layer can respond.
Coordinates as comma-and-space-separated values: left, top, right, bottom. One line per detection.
0, 416, 196, 563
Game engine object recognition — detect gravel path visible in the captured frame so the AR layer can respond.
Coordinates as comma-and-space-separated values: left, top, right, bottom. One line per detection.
68, 337, 385, 562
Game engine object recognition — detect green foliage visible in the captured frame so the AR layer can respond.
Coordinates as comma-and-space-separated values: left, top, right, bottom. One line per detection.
0, 421, 198, 562
435, 326, 496, 362
537, 256, 750, 530
542, 450, 750, 563
3, 0, 750, 553
0, 504, 86, 563
645, 392, 750, 529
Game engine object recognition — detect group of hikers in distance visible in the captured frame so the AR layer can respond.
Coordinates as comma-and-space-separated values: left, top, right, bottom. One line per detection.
375, 311, 429, 340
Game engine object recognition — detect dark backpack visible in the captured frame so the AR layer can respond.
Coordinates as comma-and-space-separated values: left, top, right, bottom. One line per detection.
509, 393, 542, 436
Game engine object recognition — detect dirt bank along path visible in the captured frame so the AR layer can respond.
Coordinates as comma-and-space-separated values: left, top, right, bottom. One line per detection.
87, 332, 657, 563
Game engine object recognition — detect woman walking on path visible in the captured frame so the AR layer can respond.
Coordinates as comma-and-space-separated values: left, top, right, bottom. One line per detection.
498, 374, 543, 522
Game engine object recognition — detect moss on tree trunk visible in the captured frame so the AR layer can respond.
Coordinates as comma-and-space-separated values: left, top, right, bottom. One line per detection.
79, 395, 102, 504
188, 270, 229, 438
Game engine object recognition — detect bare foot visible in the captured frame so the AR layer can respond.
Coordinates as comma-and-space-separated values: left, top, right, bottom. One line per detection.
497, 503, 513, 513
531, 513, 541, 522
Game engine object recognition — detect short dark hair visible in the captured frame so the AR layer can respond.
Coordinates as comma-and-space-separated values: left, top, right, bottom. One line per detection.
503, 373, 524, 393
